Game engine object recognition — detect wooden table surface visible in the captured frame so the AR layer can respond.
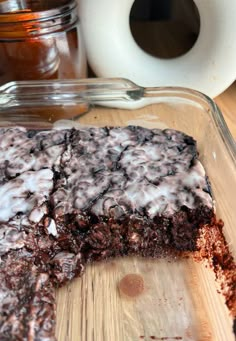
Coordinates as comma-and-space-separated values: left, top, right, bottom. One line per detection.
131, 20, 236, 140
215, 83, 236, 139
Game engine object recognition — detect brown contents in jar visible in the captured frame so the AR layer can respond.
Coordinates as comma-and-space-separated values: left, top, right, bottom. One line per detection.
0, 37, 59, 82
0, 1, 86, 85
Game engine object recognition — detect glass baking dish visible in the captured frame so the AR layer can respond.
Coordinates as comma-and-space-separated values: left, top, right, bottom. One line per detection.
0, 78, 235, 341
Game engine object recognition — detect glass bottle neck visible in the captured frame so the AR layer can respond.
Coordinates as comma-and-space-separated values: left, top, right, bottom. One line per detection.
0, 0, 28, 13
0, 0, 78, 40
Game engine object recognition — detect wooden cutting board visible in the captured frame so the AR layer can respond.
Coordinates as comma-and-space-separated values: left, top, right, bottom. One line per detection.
54, 105, 235, 341
55, 256, 234, 341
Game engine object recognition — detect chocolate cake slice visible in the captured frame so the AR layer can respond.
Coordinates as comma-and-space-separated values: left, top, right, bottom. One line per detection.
0, 125, 214, 340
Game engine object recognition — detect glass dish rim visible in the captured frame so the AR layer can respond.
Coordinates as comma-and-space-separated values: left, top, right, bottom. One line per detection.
0, 77, 235, 166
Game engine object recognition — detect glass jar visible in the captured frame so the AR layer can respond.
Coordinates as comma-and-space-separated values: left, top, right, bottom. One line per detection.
0, 0, 87, 85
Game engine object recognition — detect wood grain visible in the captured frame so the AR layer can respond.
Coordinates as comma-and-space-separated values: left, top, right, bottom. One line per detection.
55, 257, 234, 341
215, 82, 236, 139
130, 20, 198, 59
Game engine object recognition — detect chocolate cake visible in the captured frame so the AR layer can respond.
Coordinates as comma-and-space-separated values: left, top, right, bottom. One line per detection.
0, 126, 214, 340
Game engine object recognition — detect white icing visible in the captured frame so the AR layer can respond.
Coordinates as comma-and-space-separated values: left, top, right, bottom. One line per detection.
0, 128, 67, 179
0, 226, 25, 255
0, 169, 53, 222
47, 219, 58, 237
52, 126, 213, 218
29, 204, 48, 223
0, 127, 214, 230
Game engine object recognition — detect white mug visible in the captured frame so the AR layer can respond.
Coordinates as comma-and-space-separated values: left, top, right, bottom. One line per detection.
79, 0, 236, 98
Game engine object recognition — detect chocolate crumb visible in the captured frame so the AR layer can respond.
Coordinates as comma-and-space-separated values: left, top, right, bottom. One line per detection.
195, 218, 236, 319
